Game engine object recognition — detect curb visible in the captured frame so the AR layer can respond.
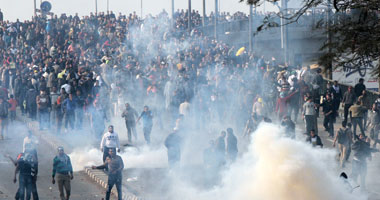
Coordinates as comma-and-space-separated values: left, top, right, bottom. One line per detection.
85, 167, 142, 200
19, 115, 142, 200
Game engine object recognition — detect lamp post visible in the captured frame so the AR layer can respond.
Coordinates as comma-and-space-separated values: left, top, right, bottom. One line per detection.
214, 0, 218, 39
188, 0, 192, 32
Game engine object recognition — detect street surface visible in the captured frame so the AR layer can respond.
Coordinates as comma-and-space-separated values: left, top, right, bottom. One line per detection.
0, 121, 106, 200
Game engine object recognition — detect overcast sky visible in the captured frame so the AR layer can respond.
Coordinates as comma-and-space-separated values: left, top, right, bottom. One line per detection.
0, 0, 309, 22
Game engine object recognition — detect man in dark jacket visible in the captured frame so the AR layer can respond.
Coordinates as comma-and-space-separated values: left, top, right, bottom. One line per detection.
226, 128, 238, 162
52, 147, 73, 200
92, 148, 124, 200
351, 134, 377, 191
26, 85, 38, 120
354, 78, 366, 98
164, 129, 182, 168
321, 94, 336, 137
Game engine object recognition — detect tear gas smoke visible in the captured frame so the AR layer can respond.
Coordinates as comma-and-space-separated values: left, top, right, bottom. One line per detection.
69, 123, 366, 200
69, 145, 167, 171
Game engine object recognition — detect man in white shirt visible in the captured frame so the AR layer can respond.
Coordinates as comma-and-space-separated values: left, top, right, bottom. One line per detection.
100, 125, 120, 163
23, 130, 39, 160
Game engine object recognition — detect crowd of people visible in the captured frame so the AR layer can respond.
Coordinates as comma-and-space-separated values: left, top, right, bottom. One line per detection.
0, 7, 380, 200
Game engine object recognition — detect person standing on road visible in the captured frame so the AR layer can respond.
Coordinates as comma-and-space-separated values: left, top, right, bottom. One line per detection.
226, 128, 238, 163
121, 103, 138, 143
0, 97, 10, 139
354, 78, 366, 98
302, 97, 316, 135
52, 147, 73, 200
8, 94, 17, 122
333, 121, 352, 168
100, 125, 120, 163
367, 103, 380, 148
349, 100, 367, 138
36, 90, 50, 130
215, 131, 226, 167
23, 130, 39, 160
136, 106, 153, 144
92, 148, 124, 200
351, 134, 375, 191
321, 94, 336, 138
13, 149, 39, 200
342, 86, 356, 123
164, 128, 182, 168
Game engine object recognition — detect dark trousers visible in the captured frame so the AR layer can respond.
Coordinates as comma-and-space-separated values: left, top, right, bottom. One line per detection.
125, 120, 136, 142
64, 111, 75, 130
143, 125, 153, 144
304, 115, 315, 135
75, 109, 84, 129
343, 104, 352, 123
106, 175, 122, 200
323, 114, 334, 137
352, 117, 365, 137
38, 109, 49, 129
18, 174, 32, 200
103, 147, 116, 163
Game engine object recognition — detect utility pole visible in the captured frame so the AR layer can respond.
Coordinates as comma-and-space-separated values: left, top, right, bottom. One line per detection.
34, 0, 37, 17
188, 0, 192, 32
249, 4, 253, 52
141, 0, 143, 18
171, 0, 175, 27
202, 0, 206, 26
95, 0, 98, 15
107, 0, 109, 14
214, 0, 218, 39
327, 0, 333, 79
280, 0, 289, 64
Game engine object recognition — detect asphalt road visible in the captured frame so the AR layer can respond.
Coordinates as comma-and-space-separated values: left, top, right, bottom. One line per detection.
0, 121, 106, 200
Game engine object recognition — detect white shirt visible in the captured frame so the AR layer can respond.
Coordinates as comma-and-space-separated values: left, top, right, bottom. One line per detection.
179, 102, 191, 116
23, 136, 39, 153
100, 131, 120, 149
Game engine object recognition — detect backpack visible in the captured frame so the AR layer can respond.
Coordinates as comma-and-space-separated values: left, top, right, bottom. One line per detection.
337, 128, 348, 144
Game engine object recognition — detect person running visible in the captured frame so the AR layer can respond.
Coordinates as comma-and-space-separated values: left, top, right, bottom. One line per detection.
100, 125, 121, 163
121, 103, 138, 143
136, 106, 154, 144
333, 121, 352, 168
92, 148, 124, 200
52, 147, 73, 200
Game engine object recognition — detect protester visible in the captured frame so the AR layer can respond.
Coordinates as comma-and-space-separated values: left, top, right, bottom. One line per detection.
302, 97, 316, 135
281, 115, 296, 139
8, 94, 17, 122
13, 149, 39, 200
342, 86, 356, 123
164, 128, 182, 168
92, 148, 124, 200
321, 93, 335, 138
100, 125, 121, 163
333, 121, 352, 168
52, 147, 74, 200
121, 103, 138, 143
349, 100, 367, 138
136, 106, 154, 144
367, 103, 380, 148
226, 128, 238, 162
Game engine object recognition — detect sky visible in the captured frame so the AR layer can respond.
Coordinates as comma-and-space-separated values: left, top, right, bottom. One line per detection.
0, 0, 288, 22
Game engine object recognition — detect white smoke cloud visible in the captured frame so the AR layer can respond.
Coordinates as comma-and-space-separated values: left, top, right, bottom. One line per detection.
69, 145, 167, 171
166, 123, 366, 200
